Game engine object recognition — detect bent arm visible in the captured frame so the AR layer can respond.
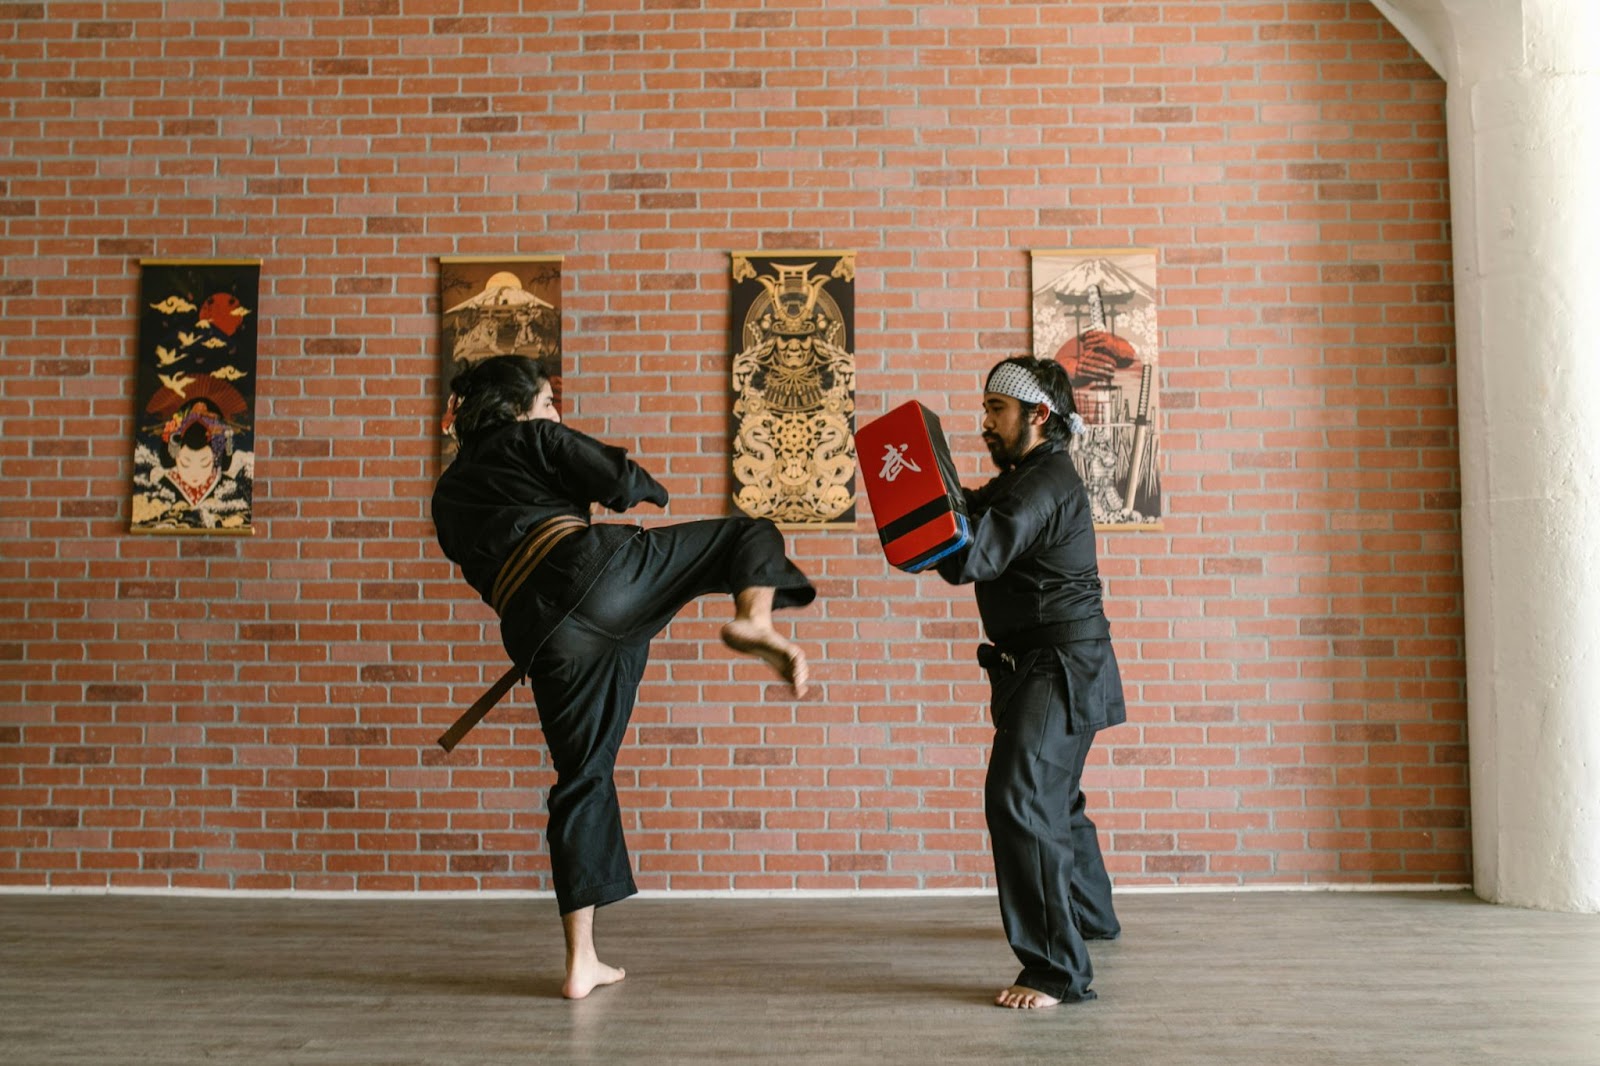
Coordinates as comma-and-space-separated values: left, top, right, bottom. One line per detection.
536, 422, 670, 511
935, 483, 1045, 585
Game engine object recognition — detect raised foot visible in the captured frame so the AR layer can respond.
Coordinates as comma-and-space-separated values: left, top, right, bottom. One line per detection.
562, 959, 625, 1000
995, 984, 1061, 1009
720, 620, 809, 698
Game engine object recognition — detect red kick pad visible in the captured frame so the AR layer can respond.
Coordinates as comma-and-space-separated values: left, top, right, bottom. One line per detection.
855, 401, 971, 573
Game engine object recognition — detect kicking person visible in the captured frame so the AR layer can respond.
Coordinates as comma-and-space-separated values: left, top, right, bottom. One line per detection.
431, 355, 815, 999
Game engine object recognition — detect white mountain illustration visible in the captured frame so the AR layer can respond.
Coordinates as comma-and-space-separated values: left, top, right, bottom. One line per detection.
1033, 258, 1156, 304
445, 271, 555, 315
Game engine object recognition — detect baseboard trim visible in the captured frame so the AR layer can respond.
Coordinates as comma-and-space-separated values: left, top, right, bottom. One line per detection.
0, 882, 1474, 901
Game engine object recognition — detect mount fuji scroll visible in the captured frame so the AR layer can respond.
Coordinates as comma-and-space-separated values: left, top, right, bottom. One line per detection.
1030, 249, 1162, 530
438, 256, 563, 468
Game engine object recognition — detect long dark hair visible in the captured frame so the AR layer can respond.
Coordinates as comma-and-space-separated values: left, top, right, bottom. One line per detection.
986, 355, 1078, 443
447, 355, 551, 445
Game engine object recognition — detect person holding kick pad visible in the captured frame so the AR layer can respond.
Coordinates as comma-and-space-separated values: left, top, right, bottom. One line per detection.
930, 356, 1128, 1009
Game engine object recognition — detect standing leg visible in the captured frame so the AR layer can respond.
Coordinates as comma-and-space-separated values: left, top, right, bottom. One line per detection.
1068, 755, 1120, 941
528, 619, 651, 997
985, 665, 1098, 1008
561, 905, 624, 1000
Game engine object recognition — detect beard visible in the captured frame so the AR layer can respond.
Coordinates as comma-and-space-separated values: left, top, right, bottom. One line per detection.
983, 431, 1025, 471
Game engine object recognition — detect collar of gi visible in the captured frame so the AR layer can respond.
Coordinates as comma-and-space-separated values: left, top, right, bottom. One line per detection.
1004, 435, 1068, 470
1017, 439, 1066, 467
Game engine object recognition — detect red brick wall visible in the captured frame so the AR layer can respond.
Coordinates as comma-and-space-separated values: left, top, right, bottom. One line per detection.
0, 1, 1465, 892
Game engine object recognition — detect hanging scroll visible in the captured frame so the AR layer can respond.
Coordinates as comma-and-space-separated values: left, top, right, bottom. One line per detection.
729, 251, 857, 526
1031, 249, 1162, 530
130, 259, 260, 534
438, 256, 563, 466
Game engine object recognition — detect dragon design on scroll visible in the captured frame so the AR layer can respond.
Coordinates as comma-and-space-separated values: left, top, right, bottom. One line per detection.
730, 254, 857, 524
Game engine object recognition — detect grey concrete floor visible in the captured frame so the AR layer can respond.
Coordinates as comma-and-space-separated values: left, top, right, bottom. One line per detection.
1, 891, 1596, 1065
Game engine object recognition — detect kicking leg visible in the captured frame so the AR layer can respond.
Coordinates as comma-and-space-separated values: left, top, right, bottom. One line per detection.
561, 905, 625, 1000
721, 585, 809, 697
577, 518, 815, 698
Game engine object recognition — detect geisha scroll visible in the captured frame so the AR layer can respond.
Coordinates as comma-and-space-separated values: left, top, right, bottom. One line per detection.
438, 256, 562, 466
1031, 249, 1162, 530
729, 251, 857, 526
130, 259, 260, 534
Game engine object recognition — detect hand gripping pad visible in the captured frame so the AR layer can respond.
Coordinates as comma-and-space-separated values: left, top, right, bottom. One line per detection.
855, 401, 971, 573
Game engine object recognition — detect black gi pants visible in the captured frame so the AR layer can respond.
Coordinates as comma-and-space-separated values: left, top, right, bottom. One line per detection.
526, 517, 811, 915
985, 653, 1119, 1002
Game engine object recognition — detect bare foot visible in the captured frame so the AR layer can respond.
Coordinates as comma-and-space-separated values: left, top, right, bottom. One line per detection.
562, 958, 625, 1000
721, 620, 809, 698
995, 984, 1061, 1009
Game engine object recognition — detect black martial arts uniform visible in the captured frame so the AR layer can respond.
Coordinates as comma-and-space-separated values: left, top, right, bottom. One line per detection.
936, 439, 1126, 1002
432, 419, 815, 914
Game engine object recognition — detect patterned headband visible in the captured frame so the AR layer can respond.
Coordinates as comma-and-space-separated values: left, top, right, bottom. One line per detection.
985, 362, 1055, 413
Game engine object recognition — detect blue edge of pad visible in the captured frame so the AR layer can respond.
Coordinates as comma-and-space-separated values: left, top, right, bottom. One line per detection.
900, 514, 971, 574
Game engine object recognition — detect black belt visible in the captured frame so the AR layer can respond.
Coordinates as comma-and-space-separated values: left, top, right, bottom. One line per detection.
437, 516, 587, 752
978, 616, 1111, 671
996, 616, 1110, 651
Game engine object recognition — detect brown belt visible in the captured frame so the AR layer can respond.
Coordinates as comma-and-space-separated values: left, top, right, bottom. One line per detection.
437, 516, 587, 752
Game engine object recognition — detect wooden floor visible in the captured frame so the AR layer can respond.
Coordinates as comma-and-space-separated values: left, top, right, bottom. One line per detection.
1, 891, 1597, 1065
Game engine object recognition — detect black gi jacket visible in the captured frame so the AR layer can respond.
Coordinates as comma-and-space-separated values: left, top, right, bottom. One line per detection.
936, 440, 1127, 734
431, 419, 669, 669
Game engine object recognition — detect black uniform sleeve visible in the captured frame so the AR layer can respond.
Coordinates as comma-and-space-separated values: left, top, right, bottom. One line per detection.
933, 484, 981, 582
963, 480, 1003, 518
935, 473, 1048, 585
932, 545, 971, 584
528, 421, 669, 511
